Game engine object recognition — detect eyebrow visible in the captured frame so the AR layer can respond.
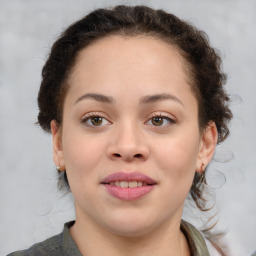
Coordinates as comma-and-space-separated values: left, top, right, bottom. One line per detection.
140, 93, 184, 107
74, 92, 184, 107
75, 93, 114, 104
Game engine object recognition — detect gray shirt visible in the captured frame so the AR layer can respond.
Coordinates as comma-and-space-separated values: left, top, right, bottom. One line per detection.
7, 220, 210, 256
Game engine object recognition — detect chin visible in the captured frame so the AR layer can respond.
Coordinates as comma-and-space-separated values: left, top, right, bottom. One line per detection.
102, 213, 160, 238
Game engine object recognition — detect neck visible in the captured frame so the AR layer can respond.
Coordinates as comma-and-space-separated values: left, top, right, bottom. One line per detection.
70, 214, 190, 256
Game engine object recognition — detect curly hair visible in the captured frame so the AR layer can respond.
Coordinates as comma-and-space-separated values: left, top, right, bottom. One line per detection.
37, 5, 232, 253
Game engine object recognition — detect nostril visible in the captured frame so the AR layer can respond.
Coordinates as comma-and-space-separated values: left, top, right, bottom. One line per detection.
112, 153, 143, 159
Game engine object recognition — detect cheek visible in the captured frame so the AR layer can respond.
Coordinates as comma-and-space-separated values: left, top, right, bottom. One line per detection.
154, 136, 199, 180
153, 137, 199, 205
62, 133, 106, 179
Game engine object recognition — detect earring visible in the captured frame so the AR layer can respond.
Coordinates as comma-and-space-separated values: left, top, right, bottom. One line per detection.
57, 166, 62, 171
200, 163, 205, 183
200, 163, 205, 172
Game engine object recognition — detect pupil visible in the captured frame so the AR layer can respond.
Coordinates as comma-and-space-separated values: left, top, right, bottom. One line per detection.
152, 117, 163, 126
92, 117, 102, 125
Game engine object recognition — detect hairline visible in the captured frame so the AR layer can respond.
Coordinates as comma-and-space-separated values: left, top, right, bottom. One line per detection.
56, 33, 204, 133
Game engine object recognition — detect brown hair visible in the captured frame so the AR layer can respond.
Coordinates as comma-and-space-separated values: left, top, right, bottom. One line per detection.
37, 5, 232, 254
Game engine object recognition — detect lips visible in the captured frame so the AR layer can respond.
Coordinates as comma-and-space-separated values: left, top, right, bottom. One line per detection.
101, 171, 157, 185
101, 172, 157, 201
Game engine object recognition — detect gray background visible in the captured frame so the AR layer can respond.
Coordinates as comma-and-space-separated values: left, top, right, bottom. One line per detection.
1, 0, 255, 255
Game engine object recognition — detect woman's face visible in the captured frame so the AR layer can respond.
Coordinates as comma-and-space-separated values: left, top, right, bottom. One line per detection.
52, 36, 217, 236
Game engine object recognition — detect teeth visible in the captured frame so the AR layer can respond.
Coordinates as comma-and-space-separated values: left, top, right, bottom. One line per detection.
109, 181, 147, 188
129, 181, 137, 188
137, 181, 143, 187
120, 181, 128, 188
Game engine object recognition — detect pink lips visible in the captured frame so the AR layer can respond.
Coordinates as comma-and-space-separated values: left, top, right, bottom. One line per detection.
101, 172, 157, 201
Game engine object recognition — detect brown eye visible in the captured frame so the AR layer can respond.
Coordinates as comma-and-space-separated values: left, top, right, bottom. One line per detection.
152, 117, 164, 126
91, 116, 103, 126
82, 115, 111, 127
146, 114, 175, 127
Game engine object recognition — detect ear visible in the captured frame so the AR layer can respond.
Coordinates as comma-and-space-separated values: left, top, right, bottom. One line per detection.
196, 121, 218, 173
51, 120, 65, 170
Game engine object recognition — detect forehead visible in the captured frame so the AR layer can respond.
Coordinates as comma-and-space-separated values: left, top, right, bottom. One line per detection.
71, 35, 186, 78
66, 35, 196, 105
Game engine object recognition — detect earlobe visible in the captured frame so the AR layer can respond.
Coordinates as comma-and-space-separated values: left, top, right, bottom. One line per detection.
196, 121, 218, 173
51, 120, 65, 170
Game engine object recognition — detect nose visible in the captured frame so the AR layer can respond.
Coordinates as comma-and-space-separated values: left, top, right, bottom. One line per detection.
106, 122, 149, 162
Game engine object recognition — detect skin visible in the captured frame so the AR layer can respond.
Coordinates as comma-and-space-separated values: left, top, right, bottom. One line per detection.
51, 36, 217, 256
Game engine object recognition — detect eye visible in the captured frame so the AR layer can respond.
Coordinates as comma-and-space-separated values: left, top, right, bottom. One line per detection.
146, 114, 175, 127
81, 114, 111, 127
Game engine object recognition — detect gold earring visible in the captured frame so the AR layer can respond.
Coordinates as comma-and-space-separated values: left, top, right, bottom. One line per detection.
200, 163, 205, 173
200, 163, 205, 183
57, 166, 65, 172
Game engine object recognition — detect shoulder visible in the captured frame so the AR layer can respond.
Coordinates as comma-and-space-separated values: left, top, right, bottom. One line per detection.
181, 220, 210, 256
7, 221, 81, 256
7, 232, 64, 256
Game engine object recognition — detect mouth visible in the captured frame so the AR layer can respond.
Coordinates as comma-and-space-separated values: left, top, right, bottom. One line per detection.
104, 180, 154, 188
101, 171, 157, 186
101, 172, 157, 201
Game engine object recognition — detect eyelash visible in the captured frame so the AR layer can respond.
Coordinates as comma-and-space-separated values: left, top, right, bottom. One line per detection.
81, 112, 176, 128
145, 113, 176, 128
81, 112, 112, 127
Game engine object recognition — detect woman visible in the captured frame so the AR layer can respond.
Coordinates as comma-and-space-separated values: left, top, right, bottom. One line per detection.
8, 5, 232, 256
